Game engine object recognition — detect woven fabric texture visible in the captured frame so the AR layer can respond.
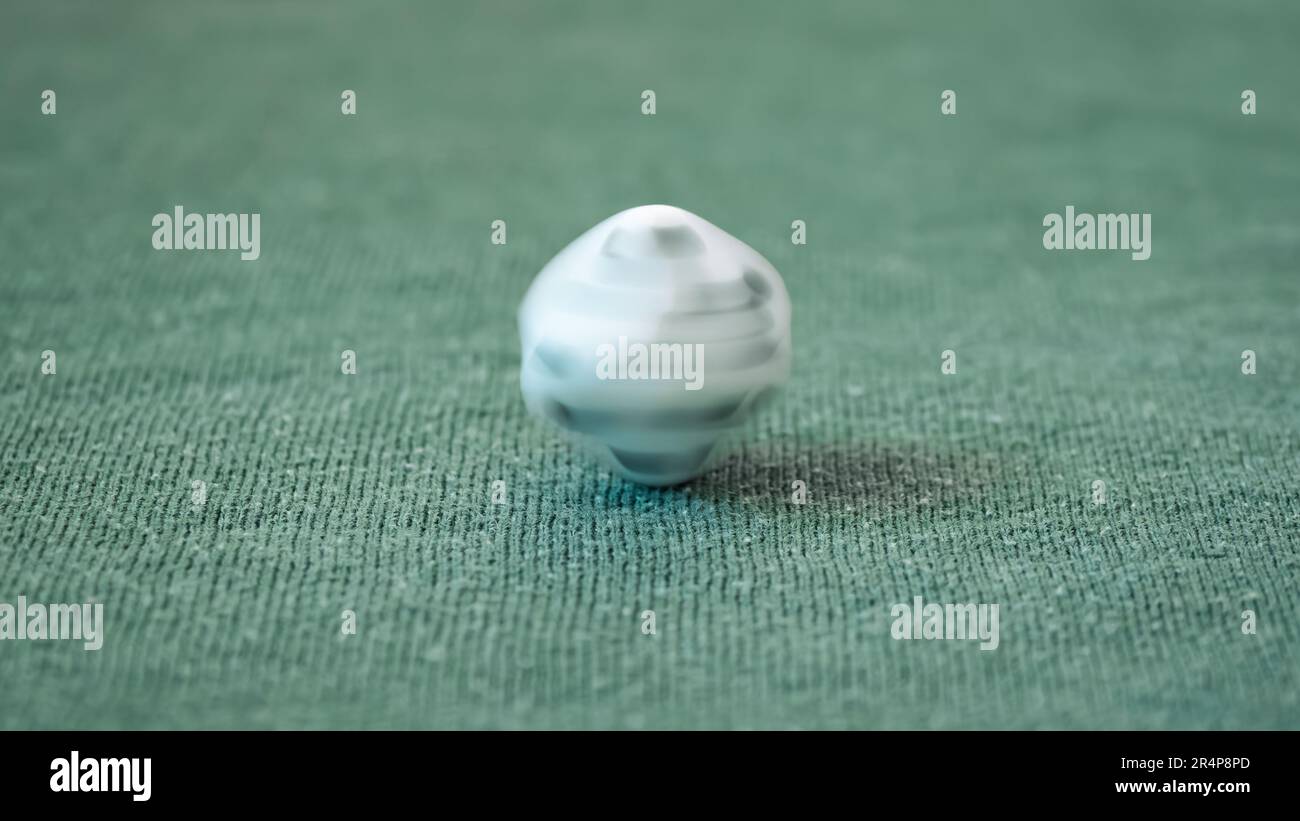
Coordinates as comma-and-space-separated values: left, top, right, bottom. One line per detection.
1, 1, 1297, 728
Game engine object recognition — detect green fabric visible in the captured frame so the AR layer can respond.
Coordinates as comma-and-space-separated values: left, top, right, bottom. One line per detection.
2, 0, 1297, 729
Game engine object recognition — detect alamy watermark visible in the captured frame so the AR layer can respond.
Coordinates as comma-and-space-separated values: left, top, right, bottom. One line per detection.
891, 595, 999, 650
0, 595, 103, 650
50, 751, 150, 801
151, 206, 260, 261
1043, 206, 1150, 260
596, 336, 704, 390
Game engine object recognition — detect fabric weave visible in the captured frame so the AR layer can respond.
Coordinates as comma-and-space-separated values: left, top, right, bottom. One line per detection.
1, 0, 1297, 728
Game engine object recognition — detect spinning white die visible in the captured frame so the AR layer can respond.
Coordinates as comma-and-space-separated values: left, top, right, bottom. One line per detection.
518, 205, 792, 486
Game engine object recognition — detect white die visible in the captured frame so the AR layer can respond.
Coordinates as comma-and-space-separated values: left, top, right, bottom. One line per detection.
518, 205, 792, 486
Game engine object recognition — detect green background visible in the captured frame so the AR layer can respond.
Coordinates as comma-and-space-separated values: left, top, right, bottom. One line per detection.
1, 0, 1297, 728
